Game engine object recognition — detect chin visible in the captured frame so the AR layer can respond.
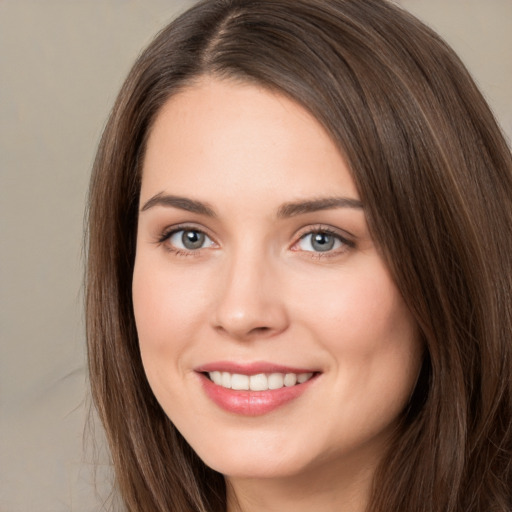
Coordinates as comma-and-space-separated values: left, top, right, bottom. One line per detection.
179, 425, 313, 479
203, 451, 314, 480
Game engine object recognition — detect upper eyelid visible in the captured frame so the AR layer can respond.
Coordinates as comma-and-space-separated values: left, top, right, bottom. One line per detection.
294, 224, 355, 243
158, 223, 215, 241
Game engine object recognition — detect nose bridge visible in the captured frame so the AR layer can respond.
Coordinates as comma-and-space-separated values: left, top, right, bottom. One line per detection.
212, 240, 288, 340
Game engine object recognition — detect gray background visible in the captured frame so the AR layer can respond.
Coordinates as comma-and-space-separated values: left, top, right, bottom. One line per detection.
1, 1, 510, 511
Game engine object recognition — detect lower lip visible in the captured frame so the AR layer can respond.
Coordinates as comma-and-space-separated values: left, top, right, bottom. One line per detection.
199, 373, 317, 416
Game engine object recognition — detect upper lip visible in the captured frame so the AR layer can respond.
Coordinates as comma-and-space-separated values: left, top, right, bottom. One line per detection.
195, 361, 319, 375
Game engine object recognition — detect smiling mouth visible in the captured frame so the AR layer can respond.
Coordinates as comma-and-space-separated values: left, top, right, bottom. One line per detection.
198, 366, 320, 415
204, 371, 315, 391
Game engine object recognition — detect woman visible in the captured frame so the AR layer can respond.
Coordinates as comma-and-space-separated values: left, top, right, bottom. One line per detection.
86, 0, 512, 511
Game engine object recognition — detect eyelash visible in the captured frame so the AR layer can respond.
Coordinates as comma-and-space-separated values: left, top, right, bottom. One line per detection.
157, 224, 355, 258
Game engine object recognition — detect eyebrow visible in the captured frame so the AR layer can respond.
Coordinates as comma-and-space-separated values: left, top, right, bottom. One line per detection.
140, 193, 216, 217
277, 197, 363, 218
140, 193, 364, 218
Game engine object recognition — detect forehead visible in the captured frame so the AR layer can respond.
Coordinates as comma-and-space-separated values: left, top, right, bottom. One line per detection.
141, 78, 359, 205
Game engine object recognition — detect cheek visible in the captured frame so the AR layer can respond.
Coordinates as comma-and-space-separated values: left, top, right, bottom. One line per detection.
297, 261, 415, 347
131, 254, 211, 388
293, 265, 421, 444
294, 258, 421, 399
133, 254, 205, 342
131, 254, 216, 422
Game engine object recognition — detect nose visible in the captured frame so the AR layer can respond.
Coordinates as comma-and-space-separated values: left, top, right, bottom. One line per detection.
211, 249, 289, 341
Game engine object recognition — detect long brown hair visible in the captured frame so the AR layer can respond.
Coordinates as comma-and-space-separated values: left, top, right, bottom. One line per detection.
86, 0, 512, 510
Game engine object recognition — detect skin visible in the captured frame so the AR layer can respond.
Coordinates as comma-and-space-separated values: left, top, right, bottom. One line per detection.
133, 77, 423, 512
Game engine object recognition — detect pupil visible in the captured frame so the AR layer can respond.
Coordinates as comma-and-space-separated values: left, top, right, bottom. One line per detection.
183, 230, 205, 249
312, 233, 334, 252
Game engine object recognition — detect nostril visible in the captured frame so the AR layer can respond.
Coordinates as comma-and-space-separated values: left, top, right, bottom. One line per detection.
250, 326, 271, 334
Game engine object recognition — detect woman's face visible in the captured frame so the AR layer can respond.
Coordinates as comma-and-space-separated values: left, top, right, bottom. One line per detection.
133, 78, 422, 483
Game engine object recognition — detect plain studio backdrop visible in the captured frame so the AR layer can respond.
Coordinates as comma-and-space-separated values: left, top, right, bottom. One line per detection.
0, 1, 510, 511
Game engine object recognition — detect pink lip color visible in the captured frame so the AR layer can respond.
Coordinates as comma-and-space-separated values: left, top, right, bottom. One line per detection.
195, 362, 319, 416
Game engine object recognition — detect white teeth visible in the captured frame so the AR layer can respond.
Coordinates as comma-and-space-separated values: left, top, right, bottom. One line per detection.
208, 371, 314, 391
268, 373, 284, 389
284, 373, 297, 387
221, 372, 231, 388
297, 372, 313, 383
231, 374, 249, 390
210, 371, 222, 385
249, 373, 267, 391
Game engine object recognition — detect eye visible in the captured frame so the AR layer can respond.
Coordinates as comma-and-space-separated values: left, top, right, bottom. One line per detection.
296, 230, 349, 253
167, 229, 215, 251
